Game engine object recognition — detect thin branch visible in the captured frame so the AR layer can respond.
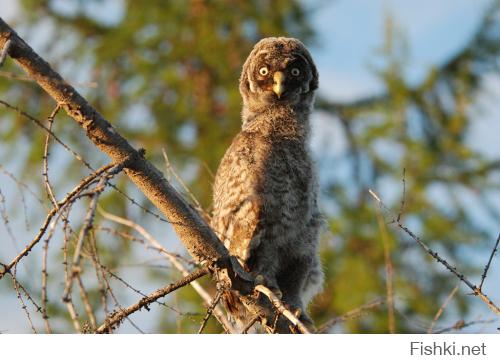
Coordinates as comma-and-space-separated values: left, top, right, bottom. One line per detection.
479, 233, 500, 291
97, 262, 201, 319
197, 288, 223, 334
0, 99, 94, 171
65, 299, 82, 333
254, 285, 311, 334
96, 267, 209, 333
397, 168, 406, 222
88, 239, 145, 334
0, 99, 172, 225
428, 285, 459, 334
0, 70, 98, 87
10, 268, 37, 333
375, 205, 395, 333
433, 318, 495, 334
0, 186, 19, 251
98, 208, 236, 333
162, 147, 209, 221
0, 164, 47, 208
62, 169, 117, 301
316, 298, 385, 334
95, 225, 196, 267
42, 104, 62, 208
76, 275, 97, 330
41, 218, 57, 334
368, 188, 500, 317
0, 163, 115, 279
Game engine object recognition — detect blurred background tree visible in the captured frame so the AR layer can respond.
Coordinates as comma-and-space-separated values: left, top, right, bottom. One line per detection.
0, 0, 499, 333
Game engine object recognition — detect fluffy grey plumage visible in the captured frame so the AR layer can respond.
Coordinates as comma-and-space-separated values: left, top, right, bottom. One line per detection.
211, 37, 323, 332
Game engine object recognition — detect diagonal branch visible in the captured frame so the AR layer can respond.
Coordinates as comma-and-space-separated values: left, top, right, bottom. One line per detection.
96, 267, 210, 333
479, 233, 500, 291
368, 188, 500, 317
0, 18, 230, 270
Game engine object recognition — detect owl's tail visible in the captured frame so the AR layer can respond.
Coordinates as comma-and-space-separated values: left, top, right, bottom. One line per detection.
222, 290, 255, 333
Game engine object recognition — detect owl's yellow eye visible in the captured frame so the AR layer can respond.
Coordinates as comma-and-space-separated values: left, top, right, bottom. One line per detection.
291, 68, 300, 76
259, 67, 269, 76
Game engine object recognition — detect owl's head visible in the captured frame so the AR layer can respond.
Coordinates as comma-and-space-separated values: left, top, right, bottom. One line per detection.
239, 37, 318, 110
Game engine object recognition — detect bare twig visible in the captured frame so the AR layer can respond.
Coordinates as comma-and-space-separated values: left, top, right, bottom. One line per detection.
479, 233, 500, 291
162, 148, 209, 221
62, 169, 118, 302
397, 168, 406, 222
368, 188, 500, 316
428, 285, 459, 334
87, 239, 145, 334
0, 70, 98, 87
317, 298, 385, 333
0, 164, 46, 208
198, 288, 223, 334
97, 262, 200, 319
254, 285, 311, 334
433, 318, 495, 334
96, 267, 209, 333
0, 163, 115, 280
65, 299, 82, 333
0, 99, 172, 225
95, 225, 196, 267
375, 205, 395, 333
0, 187, 19, 251
41, 219, 58, 334
10, 268, 38, 333
58, 206, 82, 333
42, 104, 62, 208
98, 208, 236, 333
76, 275, 97, 330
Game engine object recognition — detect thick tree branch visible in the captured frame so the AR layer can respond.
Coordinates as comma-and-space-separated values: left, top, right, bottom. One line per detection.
0, 18, 229, 269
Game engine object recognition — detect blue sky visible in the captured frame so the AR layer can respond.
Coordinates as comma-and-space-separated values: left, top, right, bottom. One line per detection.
310, 0, 493, 100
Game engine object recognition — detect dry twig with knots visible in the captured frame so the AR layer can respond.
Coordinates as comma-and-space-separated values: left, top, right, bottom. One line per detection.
368, 184, 500, 318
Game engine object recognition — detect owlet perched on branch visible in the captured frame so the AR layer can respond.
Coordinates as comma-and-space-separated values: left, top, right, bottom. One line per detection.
211, 37, 323, 332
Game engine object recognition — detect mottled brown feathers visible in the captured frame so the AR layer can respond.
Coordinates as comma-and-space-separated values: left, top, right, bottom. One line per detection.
211, 37, 323, 333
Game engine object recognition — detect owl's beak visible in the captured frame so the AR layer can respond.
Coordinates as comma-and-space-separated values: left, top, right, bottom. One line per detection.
273, 71, 285, 98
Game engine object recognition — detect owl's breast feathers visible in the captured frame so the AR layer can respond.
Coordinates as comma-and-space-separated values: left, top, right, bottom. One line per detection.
211, 109, 316, 269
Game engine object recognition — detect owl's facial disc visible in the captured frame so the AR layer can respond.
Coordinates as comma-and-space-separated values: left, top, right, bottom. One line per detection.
248, 53, 311, 105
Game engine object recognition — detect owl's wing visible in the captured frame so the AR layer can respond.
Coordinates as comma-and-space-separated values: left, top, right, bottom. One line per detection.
211, 135, 263, 269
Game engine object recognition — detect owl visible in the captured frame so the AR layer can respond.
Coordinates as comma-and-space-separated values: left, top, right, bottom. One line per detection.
211, 37, 323, 333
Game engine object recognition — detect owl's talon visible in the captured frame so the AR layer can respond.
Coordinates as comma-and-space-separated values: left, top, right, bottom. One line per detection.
255, 274, 265, 285
294, 308, 301, 318
272, 288, 283, 300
